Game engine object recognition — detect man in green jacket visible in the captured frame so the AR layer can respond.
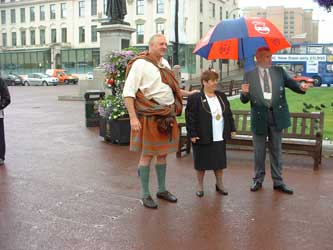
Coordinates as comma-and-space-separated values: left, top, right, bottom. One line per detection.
240, 47, 310, 194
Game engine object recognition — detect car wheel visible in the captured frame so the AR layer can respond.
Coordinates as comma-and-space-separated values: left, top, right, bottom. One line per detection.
64, 80, 69, 84
42, 81, 48, 86
312, 76, 322, 87
24, 81, 30, 86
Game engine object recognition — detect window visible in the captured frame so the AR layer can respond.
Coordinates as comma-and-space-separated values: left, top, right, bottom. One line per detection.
21, 30, 26, 46
79, 26, 85, 43
1, 10, 6, 25
137, 0, 144, 15
40, 29, 45, 45
91, 25, 97, 42
308, 46, 323, 54
79, 1, 85, 17
220, 7, 223, 20
10, 9, 16, 24
200, 0, 203, 13
61, 28, 67, 43
2, 33, 7, 47
61, 3, 66, 18
51, 28, 56, 43
12, 32, 17, 46
40, 6, 45, 21
136, 24, 144, 44
209, 2, 215, 18
30, 7, 35, 22
91, 0, 97, 16
157, 0, 164, 14
20, 8, 25, 23
50, 4, 56, 19
30, 30, 35, 45
156, 23, 164, 34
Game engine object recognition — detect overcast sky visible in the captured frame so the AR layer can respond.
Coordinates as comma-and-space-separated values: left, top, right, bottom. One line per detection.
238, 0, 333, 43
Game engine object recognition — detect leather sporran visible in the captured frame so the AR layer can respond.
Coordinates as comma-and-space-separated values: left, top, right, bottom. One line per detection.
155, 116, 174, 135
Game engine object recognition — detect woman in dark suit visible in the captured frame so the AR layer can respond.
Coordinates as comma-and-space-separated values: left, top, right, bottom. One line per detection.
185, 70, 236, 197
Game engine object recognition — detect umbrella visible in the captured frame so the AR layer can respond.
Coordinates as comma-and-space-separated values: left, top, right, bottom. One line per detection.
193, 17, 291, 70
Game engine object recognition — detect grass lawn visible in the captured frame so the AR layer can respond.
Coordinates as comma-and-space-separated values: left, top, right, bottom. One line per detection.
177, 88, 333, 140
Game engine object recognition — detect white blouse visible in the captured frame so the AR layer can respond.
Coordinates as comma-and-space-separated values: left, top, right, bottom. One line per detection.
205, 95, 224, 141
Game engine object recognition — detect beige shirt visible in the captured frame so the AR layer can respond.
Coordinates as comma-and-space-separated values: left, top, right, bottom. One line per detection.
123, 57, 174, 105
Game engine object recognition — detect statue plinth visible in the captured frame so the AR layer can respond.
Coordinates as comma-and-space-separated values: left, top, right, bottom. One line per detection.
101, 20, 130, 26
97, 24, 136, 63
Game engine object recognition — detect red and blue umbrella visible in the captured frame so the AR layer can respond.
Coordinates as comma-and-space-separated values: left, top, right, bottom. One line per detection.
193, 17, 291, 69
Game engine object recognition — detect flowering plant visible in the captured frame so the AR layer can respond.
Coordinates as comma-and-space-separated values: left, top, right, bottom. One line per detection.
96, 48, 139, 120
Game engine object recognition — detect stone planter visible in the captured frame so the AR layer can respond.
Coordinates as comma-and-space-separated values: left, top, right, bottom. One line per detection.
99, 117, 130, 145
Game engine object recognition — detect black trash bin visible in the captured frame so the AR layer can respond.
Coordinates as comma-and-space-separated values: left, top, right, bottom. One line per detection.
84, 90, 105, 127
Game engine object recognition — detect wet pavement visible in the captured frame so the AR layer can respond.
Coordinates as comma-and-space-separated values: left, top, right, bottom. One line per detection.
1, 85, 333, 250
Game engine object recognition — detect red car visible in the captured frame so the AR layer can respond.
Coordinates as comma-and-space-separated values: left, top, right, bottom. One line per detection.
287, 71, 314, 85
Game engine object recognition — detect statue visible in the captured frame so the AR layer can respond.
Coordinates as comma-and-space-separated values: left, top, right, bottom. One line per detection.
105, 0, 129, 25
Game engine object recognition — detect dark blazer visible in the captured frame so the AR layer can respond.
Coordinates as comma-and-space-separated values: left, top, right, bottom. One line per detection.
185, 89, 236, 145
0, 77, 11, 110
240, 66, 305, 135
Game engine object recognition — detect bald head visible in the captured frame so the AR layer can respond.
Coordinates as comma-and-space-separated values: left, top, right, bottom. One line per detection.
148, 34, 168, 59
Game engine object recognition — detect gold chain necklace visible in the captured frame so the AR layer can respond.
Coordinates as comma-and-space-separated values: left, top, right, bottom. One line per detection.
201, 94, 225, 121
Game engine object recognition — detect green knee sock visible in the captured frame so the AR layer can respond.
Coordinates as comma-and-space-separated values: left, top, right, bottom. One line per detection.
139, 166, 150, 198
155, 164, 167, 193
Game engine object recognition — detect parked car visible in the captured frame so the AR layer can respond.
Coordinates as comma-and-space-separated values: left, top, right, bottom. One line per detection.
287, 71, 314, 85
46, 69, 79, 84
86, 72, 94, 80
23, 73, 59, 86
2, 73, 24, 86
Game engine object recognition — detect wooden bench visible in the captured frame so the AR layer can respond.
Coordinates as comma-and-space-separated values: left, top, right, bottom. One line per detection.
218, 80, 243, 96
177, 110, 324, 170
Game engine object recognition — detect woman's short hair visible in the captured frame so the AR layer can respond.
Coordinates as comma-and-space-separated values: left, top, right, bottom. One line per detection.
200, 70, 219, 85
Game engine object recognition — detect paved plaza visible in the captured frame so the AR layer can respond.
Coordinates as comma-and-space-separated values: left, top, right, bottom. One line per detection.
1, 85, 333, 250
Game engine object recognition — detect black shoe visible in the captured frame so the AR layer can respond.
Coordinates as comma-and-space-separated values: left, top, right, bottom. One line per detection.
273, 184, 294, 195
250, 181, 262, 192
141, 196, 158, 209
156, 191, 178, 202
196, 191, 204, 197
216, 185, 228, 195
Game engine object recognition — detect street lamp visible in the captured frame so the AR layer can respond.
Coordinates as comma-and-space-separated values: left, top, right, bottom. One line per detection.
226, 7, 240, 19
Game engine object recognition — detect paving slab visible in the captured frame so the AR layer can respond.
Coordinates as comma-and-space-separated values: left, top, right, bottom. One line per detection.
1, 85, 333, 250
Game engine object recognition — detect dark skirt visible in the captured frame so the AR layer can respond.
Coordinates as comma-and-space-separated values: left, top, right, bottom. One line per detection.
192, 140, 227, 170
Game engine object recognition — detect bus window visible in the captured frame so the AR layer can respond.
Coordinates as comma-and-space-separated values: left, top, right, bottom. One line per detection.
292, 45, 306, 54
308, 46, 323, 54
326, 64, 333, 73
325, 46, 333, 55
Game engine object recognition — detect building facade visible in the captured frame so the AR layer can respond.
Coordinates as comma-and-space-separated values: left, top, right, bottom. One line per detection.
0, 0, 239, 79
242, 6, 319, 44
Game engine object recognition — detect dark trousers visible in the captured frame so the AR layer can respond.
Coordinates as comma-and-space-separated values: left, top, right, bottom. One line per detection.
0, 118, 5, 160
252, 110, 284, 187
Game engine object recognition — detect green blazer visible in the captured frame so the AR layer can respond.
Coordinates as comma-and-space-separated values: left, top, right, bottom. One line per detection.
240, 66, 305, 135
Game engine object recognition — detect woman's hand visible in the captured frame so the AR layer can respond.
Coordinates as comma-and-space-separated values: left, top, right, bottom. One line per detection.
191, 137, 200, 143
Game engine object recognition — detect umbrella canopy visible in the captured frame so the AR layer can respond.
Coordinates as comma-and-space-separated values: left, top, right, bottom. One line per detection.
193, 17, 291, 62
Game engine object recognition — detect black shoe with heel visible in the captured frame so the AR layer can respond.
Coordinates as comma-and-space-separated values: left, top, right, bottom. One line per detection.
216, 185, 228, 195
196, 191, 204, 197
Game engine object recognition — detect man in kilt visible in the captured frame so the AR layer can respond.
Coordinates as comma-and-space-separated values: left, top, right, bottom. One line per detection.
123, 34, 183, 209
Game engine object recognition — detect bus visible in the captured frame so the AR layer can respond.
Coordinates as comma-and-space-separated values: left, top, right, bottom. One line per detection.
272, 43, 333, 87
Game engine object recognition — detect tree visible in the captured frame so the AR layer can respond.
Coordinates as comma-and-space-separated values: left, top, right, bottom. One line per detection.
313, 0, 333, 11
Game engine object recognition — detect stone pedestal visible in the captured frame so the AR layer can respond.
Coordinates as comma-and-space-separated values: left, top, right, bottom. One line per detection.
97, 24, 136, 63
